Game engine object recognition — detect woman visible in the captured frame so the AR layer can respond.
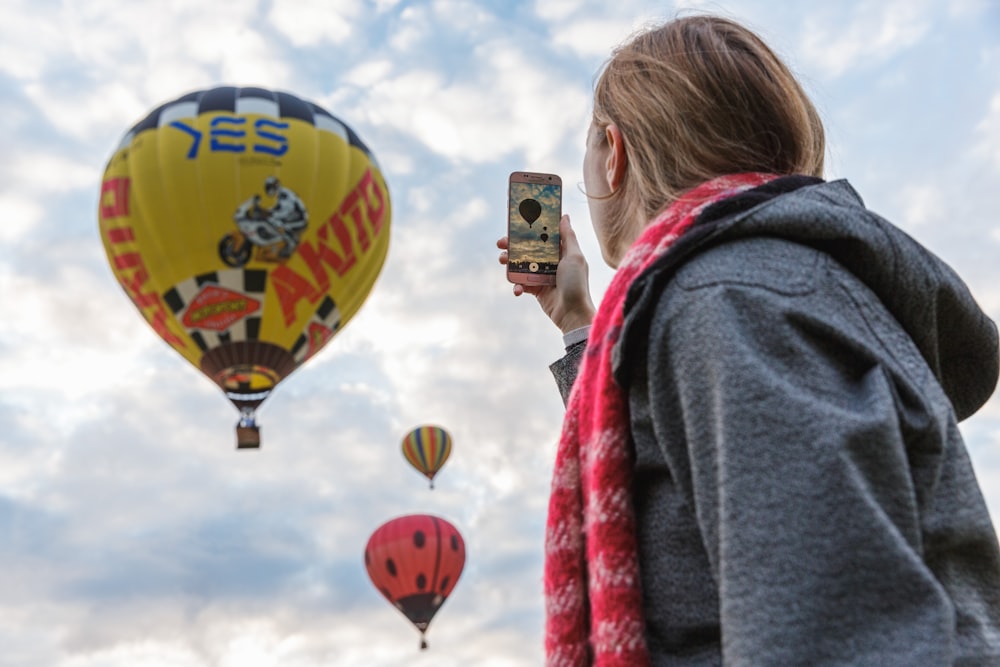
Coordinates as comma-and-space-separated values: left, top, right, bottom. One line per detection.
498, 14, 1000, 666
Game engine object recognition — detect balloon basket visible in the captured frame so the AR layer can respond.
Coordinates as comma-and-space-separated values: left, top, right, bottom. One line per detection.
236, 424, 261, 449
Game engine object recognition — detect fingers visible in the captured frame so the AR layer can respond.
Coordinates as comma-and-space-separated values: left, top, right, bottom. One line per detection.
559, 214, 582, 258
559, 214, 572, 237
512, 283, 543, 297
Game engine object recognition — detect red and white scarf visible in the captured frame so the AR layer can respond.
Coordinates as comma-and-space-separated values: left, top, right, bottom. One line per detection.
544, 173, 779, 666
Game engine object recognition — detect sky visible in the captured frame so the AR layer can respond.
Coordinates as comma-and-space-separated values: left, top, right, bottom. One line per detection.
1, 0, 998, 665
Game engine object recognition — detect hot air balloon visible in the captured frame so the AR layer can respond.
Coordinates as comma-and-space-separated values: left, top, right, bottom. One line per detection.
97, 86, 391, 449
364, 514, 466, 650
518, 197, 541, 227
401, 425, 452, 489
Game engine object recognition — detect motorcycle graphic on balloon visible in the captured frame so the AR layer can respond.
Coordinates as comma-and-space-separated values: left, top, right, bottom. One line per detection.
220, 176, 309, 267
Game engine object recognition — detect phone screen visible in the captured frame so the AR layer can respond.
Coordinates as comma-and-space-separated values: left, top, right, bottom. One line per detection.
507, 179, 561, 277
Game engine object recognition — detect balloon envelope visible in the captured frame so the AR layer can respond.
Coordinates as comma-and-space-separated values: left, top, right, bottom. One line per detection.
97, 86, 391, 448
401, 425, 452, 488
365, 514, 466, 648
518, 198, 541, 225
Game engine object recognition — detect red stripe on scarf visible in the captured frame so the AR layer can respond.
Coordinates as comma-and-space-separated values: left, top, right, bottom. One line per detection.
544, 173, 780, 666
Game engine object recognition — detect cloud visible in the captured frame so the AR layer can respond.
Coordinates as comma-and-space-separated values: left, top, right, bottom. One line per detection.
798, 0, 933, 78
22, 82, 153, 145
892, 183, 946, 229
318, 2, 591, 166
3, 2, 299, 146
0, 0, 66, 80
4, 150, 97, 194
548, 16, 651, 60
368, 45, 589, 165
268, 0, 363, 46
0, 193, 44, 244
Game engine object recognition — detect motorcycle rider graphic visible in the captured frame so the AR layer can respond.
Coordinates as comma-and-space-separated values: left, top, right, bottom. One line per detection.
220, 176, 309, 267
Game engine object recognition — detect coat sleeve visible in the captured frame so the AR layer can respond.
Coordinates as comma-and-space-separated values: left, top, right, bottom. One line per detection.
643, 253, 973, 664
549, 340, 586, 406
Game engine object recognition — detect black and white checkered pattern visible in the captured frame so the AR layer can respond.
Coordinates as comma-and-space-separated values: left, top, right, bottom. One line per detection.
117, 86, 378, 169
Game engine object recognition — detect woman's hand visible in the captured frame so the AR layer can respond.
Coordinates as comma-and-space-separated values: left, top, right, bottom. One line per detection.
497, 214, 596, 334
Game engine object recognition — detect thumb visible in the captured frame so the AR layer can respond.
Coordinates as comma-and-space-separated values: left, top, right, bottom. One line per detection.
559, 214, 582, 256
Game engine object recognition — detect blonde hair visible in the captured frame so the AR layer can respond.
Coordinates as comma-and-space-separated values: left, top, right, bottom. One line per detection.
591, 15, 825, 256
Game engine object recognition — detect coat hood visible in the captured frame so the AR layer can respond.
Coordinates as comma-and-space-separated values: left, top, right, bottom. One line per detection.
619, 177, 999, 420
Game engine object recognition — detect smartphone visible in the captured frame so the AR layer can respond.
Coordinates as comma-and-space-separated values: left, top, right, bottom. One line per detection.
507, 171, 562, 285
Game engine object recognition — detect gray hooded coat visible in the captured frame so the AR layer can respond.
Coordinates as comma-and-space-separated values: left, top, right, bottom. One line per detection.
549, 177, 1000, 666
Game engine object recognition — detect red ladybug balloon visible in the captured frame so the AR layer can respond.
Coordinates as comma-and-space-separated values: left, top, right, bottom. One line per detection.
364, 514, 466, 649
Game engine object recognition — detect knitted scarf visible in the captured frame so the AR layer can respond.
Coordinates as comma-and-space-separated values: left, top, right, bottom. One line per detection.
544, 173, 780, 666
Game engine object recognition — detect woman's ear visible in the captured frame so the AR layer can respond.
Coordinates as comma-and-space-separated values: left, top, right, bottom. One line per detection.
605, 124, 627, 191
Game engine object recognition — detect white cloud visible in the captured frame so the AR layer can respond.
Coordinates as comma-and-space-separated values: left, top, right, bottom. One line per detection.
549, 17, 645, 59
0, 193, 44, 243
390, 4, 433, 51
3, 1, 297, 144
529, 0, 672, 61
532, 0, 581, 22
893, 183, 946, 229
0, 248, 165, 439
268, 0, 362, 47
357, 40, 589, 165
3, 150, 98, 194
429, 0, 497, 33
0, 0, 66, 80
171, 11, 292, 88
798, 0, 933, 78
41, 82, 152, 145
344, 59, 395, 88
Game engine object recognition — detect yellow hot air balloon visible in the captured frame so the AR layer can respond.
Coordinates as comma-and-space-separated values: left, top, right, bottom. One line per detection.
97, 86, 391, 448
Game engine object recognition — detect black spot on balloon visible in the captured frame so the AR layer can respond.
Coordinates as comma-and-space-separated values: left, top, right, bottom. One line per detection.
386, 558, 397, 576
413, 530, 426, 548
381, 586, 392, 600
440, 575, 450, 592
450, 535, 459, 551
364, 550, 370, 566
416, 573, 427, 590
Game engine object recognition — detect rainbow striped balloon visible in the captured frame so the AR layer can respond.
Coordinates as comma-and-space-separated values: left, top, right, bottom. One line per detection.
401, 425, 452, 489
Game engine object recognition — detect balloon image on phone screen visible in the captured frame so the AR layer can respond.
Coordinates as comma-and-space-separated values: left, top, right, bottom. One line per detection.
506, 171, 562, 285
